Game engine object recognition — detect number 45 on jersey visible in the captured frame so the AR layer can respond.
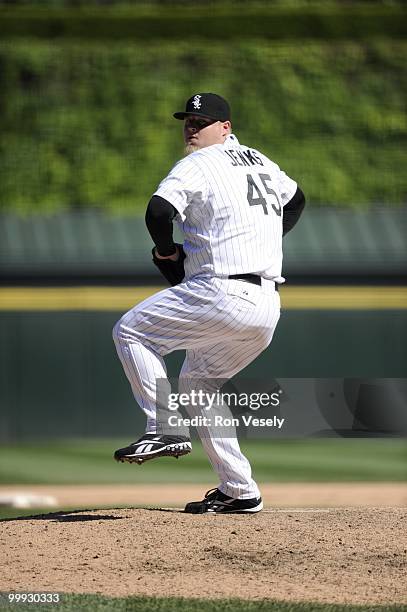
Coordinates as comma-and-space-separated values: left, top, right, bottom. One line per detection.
246, 173, 282, 216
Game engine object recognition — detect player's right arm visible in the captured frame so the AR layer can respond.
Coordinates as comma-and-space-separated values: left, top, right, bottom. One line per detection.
282, 187, 306, 236
270, 160, 305, 236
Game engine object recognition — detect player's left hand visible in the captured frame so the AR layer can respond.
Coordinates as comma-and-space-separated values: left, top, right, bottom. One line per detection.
152, 243, 186, 285
154, 246, 180, 262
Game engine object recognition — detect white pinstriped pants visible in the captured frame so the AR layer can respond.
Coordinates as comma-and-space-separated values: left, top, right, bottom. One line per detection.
112, 276, 280, 499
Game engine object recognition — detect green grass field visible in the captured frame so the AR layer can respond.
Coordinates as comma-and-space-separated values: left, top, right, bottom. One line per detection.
0, 594, 405, 612
0, 439, 405, 486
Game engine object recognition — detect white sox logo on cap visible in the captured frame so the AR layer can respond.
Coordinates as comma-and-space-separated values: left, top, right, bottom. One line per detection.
192, 95, 202, 110
173, 93, 231, 121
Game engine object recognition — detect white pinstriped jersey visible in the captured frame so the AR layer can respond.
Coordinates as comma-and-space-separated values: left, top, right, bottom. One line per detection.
154, 134, 297, 281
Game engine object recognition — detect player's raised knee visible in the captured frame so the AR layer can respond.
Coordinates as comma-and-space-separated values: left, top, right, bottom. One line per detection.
112, 318, 125, 344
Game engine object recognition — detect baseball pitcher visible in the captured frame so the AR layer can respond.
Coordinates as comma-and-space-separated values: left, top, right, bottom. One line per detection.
113, 93, 305, 514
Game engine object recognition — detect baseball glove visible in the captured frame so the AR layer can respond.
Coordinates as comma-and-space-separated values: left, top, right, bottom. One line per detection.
152, 243, 186, 286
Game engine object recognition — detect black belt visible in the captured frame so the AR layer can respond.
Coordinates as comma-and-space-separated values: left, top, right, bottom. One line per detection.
228, 273, 279, 291
228, 273, 261, 285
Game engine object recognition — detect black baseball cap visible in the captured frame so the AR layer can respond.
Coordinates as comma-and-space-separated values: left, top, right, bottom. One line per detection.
173, 93, 231, 121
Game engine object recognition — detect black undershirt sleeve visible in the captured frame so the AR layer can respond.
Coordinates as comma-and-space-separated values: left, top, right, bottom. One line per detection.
282, 187, 306, 236
145, 195, 178, 256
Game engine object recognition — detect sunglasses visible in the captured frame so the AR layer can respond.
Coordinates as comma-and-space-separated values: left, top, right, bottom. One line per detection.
185, 117, 216, 130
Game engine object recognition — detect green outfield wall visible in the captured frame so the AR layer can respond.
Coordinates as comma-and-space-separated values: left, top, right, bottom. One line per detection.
0, 309, 405, 441
1, 209, 406, 282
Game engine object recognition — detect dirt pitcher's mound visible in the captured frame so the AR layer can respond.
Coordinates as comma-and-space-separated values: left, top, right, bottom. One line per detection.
1, 482, 405, 508
1, 507, 406, 606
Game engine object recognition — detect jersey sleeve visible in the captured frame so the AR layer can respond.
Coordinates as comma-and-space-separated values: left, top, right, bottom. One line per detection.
153, 156, 207, 222
278, 169, 298, 207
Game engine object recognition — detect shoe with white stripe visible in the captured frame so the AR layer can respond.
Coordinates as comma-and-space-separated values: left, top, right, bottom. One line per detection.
114, 434, 192, 465
184, 488, 263, 514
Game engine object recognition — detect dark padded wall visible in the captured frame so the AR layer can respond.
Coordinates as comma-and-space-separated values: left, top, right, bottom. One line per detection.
1, 310, 405, 441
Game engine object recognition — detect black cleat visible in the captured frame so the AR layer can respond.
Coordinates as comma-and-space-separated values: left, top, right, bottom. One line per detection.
114, 434, 192, 465
184, 488, 263, 514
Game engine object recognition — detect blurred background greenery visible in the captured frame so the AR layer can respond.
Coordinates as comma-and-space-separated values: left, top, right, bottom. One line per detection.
0, 2, 406, 213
